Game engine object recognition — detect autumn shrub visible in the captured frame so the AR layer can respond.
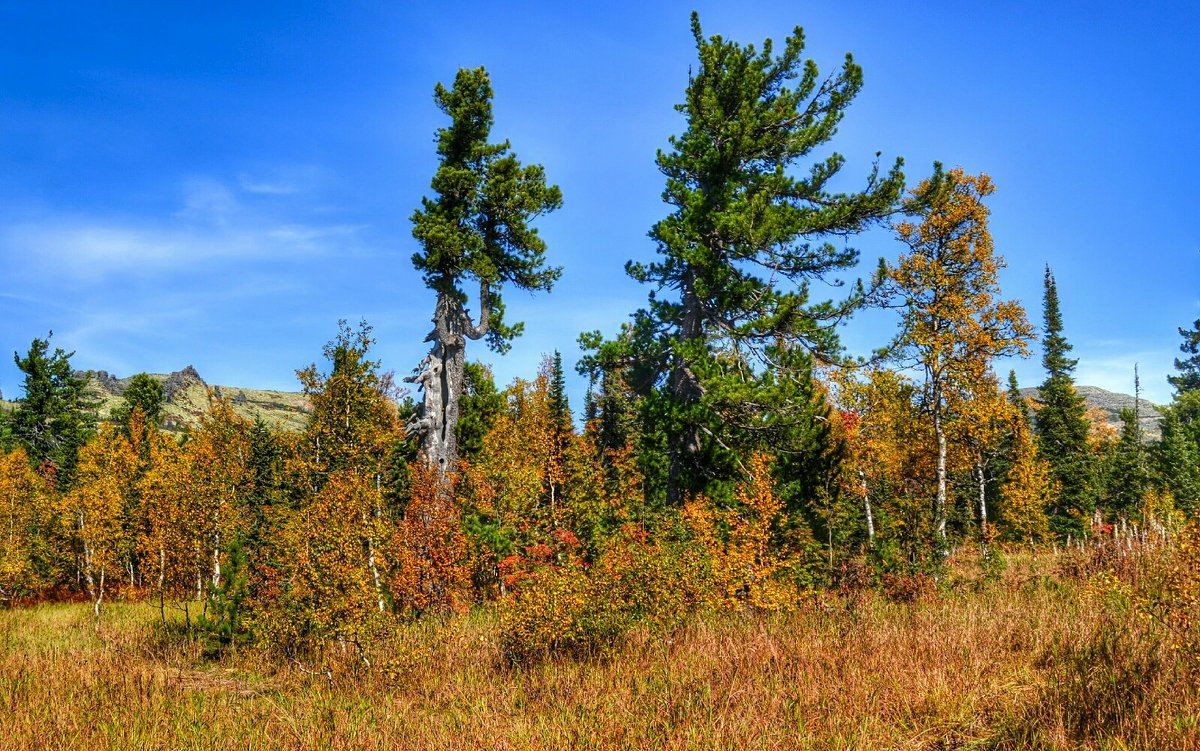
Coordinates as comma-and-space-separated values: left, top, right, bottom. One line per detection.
390, 462, 471, 618
499, 559, 614, 664
498, 526, 707, 664
682, 454, 813, 612
879, 570, 938, 603
254, 470, 391, 657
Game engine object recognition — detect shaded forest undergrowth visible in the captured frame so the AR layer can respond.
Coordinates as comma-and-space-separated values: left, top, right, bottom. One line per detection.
4, 540, 1199, 751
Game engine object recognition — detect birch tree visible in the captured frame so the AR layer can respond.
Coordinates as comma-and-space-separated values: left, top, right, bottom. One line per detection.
65, 424, 137, 620
889, 171, 1032, 554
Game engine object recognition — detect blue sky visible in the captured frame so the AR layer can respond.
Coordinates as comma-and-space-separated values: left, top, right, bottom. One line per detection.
1, 1, 1196, 407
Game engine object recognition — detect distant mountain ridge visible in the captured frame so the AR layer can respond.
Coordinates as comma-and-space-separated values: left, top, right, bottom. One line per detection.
79, 366, 310, 433
1020, 384, 1162, 440
7, 366, 1164, 442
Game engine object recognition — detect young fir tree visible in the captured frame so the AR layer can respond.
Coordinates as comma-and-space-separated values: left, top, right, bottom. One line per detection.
408, 67, 562, 478
549, 350, 570, 435
615, 13, 929, 503
546, 350, 573, 509
1105, 406, 1149, 518
1007, 370, 1031, 428
1034, 267, 1094, 537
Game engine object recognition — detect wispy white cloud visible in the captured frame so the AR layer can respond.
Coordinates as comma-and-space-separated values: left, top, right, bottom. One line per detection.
237, 165, 324, 196
175, 178, 239, 225
2, 175, 368, 282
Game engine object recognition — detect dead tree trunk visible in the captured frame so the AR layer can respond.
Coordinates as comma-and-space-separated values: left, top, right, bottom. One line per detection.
667, 279, 705, 505
407, 283, 492, 478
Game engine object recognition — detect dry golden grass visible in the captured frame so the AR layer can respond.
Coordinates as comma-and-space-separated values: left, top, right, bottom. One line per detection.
2, 551, 1196, 750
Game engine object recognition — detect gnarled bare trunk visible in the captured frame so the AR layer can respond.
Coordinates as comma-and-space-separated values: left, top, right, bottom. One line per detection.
408, 282, 491, 477
667, 279, 705, 505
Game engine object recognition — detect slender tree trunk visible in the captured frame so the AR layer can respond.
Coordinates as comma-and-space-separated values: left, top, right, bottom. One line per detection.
933, 382, 949, 547
859, 469, 875, 549
94, 568, 105, 624
363, 503, 385, 613
158, 546, 166, 624
211, 529, 222, 589
975, 455, 989, 558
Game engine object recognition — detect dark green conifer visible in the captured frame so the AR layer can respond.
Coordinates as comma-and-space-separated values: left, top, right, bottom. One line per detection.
455, 362, 504, 460
1169, 319, 1200, 395
112, 373, 165, 429
408, 67, 562, 476
1033, 268, 1094, 536
614, 13, 929, 503
10, 334, 96, 488
1104, 406, 1148, 518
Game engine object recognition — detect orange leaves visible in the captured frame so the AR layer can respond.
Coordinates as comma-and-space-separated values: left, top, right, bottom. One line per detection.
1001, 415, 1054, 544
683, 454, 801, 611
0, 449, 51, 600
391, 461, 470, 617
64, 423, 139, 605
891, 169, 1032, 384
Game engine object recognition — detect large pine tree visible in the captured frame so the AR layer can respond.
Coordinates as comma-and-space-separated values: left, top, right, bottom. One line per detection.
1034, 267, 1093, 536
408, 67, 562, 477
615, 13, 929, 503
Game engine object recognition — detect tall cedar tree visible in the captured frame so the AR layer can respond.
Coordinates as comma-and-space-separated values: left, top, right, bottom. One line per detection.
11, 335, 96, 489
623, 14, 921, 503
889, 172, 1032, 550
1035, 267, 1093, 537
409, 67, 562, 477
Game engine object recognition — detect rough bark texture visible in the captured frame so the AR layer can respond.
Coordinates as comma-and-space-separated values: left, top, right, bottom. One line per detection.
667, 282, 705, 505
408, 284, 491, 476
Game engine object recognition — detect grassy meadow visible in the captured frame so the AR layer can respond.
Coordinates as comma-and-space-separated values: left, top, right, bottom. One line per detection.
3, 543, 1197, 751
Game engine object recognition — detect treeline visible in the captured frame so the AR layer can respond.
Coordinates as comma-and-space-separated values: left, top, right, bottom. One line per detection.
1, 14, 1198, 661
